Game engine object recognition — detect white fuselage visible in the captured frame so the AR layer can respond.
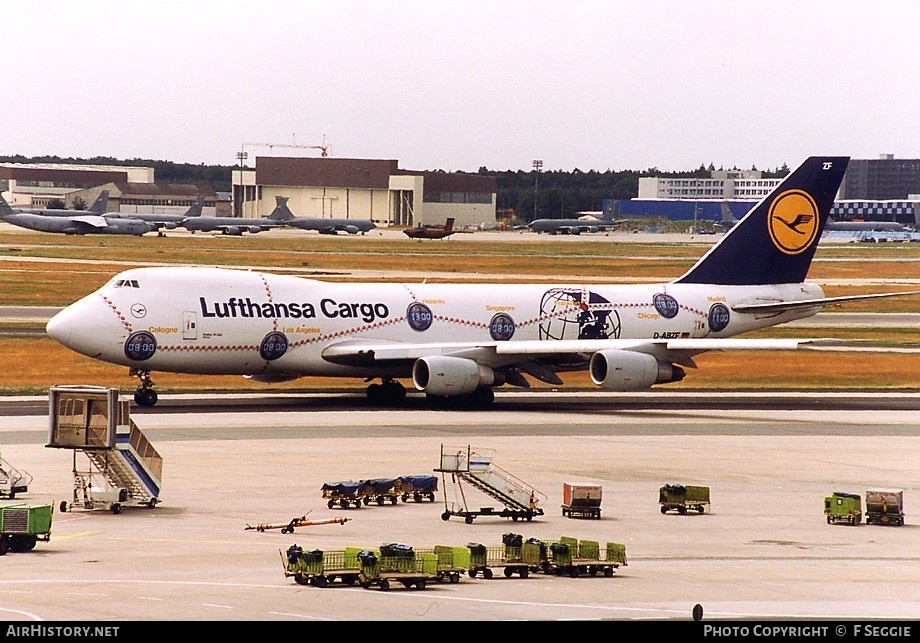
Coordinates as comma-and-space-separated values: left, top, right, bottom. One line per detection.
46, 266, 825, 380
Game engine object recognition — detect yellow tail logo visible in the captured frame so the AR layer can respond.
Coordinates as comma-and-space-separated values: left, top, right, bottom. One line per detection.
767, 189, 819, 255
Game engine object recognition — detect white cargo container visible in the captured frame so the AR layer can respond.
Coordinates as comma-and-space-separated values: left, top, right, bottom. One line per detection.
562, 482, 603, 519
865, 488, 905, 526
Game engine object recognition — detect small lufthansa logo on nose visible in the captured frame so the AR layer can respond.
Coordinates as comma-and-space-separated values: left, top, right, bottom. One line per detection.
766, 189, 819, 255
130, 303, 147, 318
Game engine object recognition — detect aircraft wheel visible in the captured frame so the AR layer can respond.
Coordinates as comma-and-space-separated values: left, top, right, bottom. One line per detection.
382, 380, 407, 405
134, 388, 158, 407
366, 383, 384, 404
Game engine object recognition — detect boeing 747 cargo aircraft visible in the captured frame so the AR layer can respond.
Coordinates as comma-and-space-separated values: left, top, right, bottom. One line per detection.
46, 156, 918, 407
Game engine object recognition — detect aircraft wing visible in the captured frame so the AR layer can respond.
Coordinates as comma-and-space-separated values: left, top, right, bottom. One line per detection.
70, 215, 111, 229
321, 336, 855, 372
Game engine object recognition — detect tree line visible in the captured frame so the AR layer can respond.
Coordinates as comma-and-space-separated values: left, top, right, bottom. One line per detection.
1, 155, 790, 221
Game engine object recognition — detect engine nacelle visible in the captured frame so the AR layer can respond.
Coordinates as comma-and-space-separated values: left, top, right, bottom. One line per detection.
588, 349, 683, 390
412, 356, 496, 397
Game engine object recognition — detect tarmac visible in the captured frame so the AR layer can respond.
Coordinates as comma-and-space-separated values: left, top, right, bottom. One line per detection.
1, 390, 919, 624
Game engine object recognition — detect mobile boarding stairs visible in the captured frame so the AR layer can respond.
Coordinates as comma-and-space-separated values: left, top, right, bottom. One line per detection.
46, 386, 162, 514
435, 445, 546, 523
0, 449, 32, 499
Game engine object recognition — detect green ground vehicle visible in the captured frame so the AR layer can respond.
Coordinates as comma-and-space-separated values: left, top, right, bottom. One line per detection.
539, 536, 627, 578
0, 503, 53, 554
281, 545, 364, 587
824, 491, 862, 525
466, 533, 539, 579
357, 544, 439, 591
659, 484, 710, 514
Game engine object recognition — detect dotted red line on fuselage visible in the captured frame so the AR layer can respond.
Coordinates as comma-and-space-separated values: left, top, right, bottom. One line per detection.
102, 295, 133, 333
153, 301, 708, 353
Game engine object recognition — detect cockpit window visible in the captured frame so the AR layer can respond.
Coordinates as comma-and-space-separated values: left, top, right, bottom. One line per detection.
113, 279, 140, 288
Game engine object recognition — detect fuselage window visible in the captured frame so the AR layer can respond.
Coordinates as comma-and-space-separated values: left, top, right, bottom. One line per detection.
124, 331, 157, 361
406, 302, 433, 332
489, 313, 515, 341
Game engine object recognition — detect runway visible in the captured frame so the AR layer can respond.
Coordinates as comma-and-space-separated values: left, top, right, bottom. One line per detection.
1, 391, 919, 623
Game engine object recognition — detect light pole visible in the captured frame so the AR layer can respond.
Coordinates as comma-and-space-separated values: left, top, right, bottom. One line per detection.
235, 150, 248, 217
532, 159, 543, 220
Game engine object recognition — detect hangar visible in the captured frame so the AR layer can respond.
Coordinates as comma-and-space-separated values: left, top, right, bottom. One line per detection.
233, 156, 497, 230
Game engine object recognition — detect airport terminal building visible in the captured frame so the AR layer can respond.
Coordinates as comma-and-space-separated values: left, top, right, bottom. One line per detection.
623, 155, 920, 227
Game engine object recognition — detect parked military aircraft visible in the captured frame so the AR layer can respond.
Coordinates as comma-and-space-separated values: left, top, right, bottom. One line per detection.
46, 156, 919, 408
106, 196, 204, 234
0, 193, 156, 236
403, 217, 461, 239
267, 196, 376, 234
529, 212, 628, 235
180, 200, 289, 235
5, 190, 110, 217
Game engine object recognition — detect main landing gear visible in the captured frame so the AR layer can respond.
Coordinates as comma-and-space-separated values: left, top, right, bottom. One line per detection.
366, 379, 407, 406
132, 369, 158, 407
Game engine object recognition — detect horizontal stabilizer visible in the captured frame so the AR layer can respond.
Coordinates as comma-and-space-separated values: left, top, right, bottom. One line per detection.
732, 290, 920, 314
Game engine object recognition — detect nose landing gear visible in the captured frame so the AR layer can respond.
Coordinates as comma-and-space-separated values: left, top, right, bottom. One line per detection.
131, 369, 158, 407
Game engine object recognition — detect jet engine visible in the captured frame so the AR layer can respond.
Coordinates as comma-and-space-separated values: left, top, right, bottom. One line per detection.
588, 349, 684, 390
412, 356, 497, 396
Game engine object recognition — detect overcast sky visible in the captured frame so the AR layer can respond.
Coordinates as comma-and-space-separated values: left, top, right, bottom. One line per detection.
4, 1, 918, 173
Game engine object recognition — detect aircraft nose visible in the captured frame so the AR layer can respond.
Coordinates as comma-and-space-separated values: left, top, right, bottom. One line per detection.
46, 296, 109, 354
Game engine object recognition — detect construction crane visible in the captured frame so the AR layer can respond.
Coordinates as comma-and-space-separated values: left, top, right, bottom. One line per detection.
241, 134, 330, 157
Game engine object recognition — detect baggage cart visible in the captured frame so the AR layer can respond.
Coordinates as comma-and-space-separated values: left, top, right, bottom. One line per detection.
539, 536, 627, 578
561, 482, 602, 519
824, 491, 862, 525
659, 483, 710, 514
430, 545, 469, 583
397, 475, 439, 502
281, 545, 363, 587
0, 503, 53, 555
466, 533, 538, 579
360, 478, 399, 506
357, 545, 438, 591
321, 480, 364, 509
865, 488, 905, 526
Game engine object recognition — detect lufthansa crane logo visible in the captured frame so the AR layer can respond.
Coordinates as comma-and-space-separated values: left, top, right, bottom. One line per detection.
766, 189, 820, 255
